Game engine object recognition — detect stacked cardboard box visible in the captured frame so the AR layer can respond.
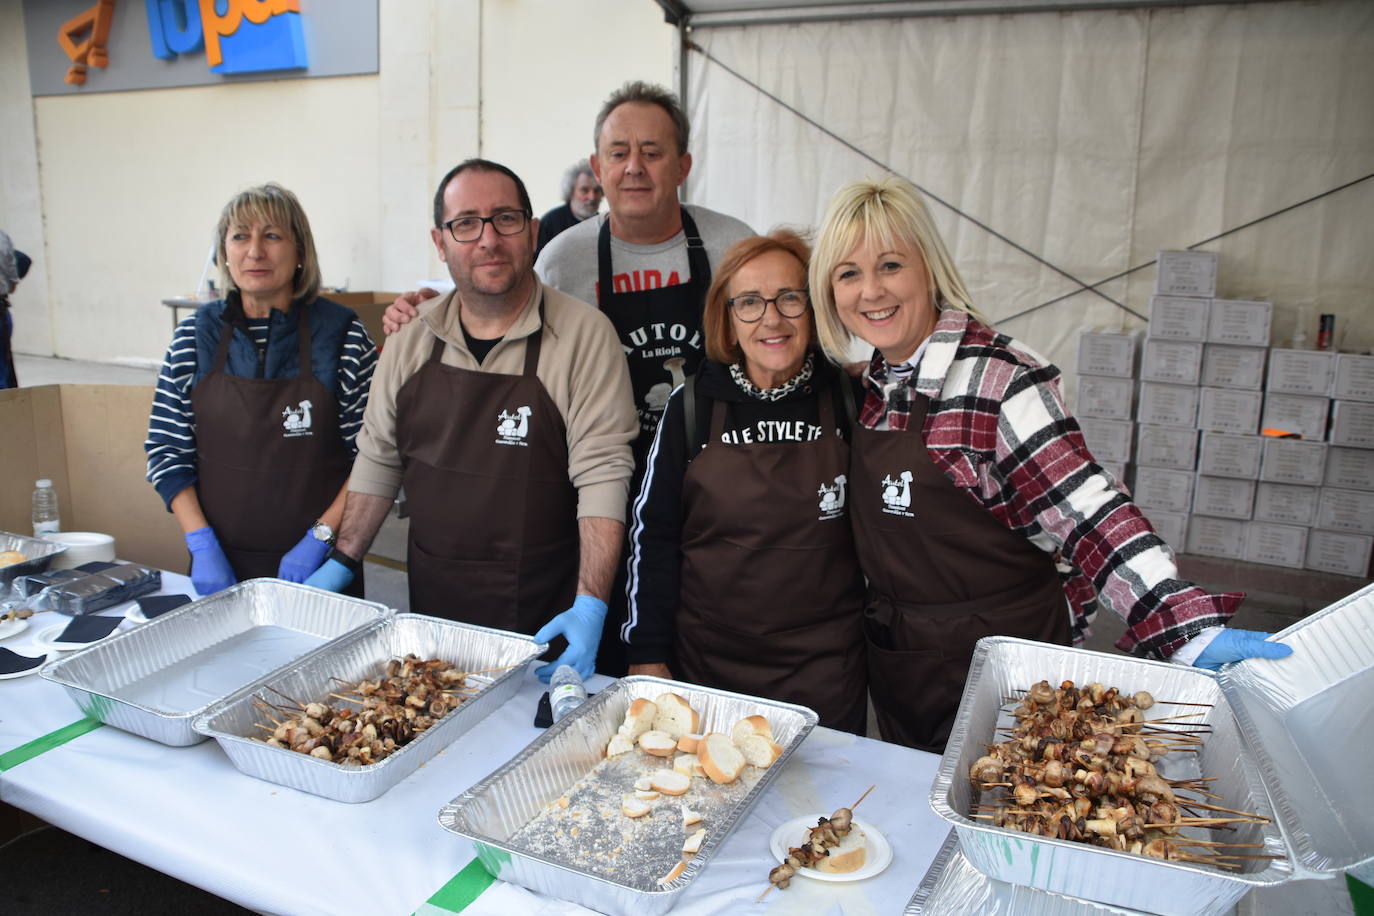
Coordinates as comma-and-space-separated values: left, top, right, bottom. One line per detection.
1080, 249, 1371, 576
1075, 328, 1139, 488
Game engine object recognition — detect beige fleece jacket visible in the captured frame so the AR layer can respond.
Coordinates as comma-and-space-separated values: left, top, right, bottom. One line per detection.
350, 281, 637, 521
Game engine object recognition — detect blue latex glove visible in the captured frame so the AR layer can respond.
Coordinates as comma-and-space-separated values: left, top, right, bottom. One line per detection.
532, 595, 608, 682
184, 526, 236, 596
277, 531, 331, 582
303, 557, 355, 593
1194, 629, 1293, 670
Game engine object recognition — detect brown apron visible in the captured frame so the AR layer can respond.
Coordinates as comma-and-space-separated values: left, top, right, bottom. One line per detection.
395, 307, 578, 632
850, 393, 1070, 752
193, 304, 360, 594
677, 393, 868, 733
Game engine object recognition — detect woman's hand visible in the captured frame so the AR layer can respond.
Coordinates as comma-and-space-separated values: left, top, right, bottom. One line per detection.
184, 526, 235, 596
628, 663, 673, 679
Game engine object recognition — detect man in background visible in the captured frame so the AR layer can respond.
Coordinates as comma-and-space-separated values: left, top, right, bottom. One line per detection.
535, 159, 603, 257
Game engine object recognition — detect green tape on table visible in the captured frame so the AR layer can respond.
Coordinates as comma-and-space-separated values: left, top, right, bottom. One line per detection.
421, 857, 497, 913
1351, 873, 1374, 916
0, 718, 104, 771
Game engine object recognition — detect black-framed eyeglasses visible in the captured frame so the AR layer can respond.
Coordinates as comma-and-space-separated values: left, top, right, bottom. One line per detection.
442, 209, 531, 243
727, 289, 810, 323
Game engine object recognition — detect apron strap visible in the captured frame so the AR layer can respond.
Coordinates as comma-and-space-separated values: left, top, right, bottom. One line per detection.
817, 378, 837, 434
680, 207, 711, 292
596, 218, 614, 305
521, 298, 545, 377
707, 397, 727, 443
428, 335, 447, 363
210, 298, 243, 375
295, 301, 313, 377
682, 372, 699, 458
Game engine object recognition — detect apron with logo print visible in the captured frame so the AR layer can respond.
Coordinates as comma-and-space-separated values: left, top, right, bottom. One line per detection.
194, 304, 359, 593
597, 209, 714, 676
850, 394, 1070, 752
676, 392, 868, 733
395, 308, 578, 633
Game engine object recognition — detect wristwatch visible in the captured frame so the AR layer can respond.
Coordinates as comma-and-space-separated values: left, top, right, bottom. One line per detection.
310, 520, 337, 546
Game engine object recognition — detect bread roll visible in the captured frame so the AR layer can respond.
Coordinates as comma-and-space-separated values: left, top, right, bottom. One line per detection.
698, 732, 746, 784
738, 734, 784, 769
652, 693, 701, 739
639, 730, 677, 757
730, 715, 773, 746
620, 698, 658, 740
651, 769, 691, 796
606, 733, 635, 758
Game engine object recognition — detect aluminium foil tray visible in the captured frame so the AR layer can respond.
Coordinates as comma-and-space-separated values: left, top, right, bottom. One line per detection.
1219, 582, 1374, 877
930, 637, 1293, 916
40, 578, 389, 746
0, 530, 68, 587
193, 613, 544, 803
437, 675, 818, 916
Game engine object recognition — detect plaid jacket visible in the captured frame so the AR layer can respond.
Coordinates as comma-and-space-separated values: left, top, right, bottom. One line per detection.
860, 309, 1240, 659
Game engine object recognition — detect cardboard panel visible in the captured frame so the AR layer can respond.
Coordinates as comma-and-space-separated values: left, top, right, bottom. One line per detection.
0, 385, 185, 573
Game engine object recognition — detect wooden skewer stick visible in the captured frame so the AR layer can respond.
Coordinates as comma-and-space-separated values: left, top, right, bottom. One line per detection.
252, 722, 275, 731
1178, 800, 1269, 820
1177, 855, 1240, 870
850, 784, 877, 811
329, 693, 365, 704
264, 685, 307, 710
1149, 699, 1215, 707
1173, 840, 1268, 848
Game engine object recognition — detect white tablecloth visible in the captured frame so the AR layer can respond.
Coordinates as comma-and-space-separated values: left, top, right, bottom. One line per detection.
0, 573, 951, 915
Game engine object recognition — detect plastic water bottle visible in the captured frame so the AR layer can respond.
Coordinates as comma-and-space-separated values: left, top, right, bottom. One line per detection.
549, 665, 588, 722
32, 479, 60, 536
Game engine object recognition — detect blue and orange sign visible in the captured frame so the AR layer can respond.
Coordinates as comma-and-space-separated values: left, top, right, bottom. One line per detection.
146, 0, 308, 74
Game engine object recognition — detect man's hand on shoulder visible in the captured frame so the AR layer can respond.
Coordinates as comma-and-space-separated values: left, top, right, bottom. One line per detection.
381, 288, 440, 336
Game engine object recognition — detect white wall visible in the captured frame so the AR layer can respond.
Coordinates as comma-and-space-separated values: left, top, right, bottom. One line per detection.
0, 0, 675, 366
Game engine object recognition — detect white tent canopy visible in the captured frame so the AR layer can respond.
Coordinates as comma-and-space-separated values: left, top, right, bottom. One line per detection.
665, 0, 1374, 389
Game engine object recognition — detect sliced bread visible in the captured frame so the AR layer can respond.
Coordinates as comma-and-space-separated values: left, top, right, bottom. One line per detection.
606, 733, 635, 758
738, 734, 784, 769
730, 714, 773, 746
672, 753, 699, 778
697, 732, 746, 784
650, 768, 691, 796
682, 828, 706, 855
621, 794, 652, 818
639, 730, 677, 757
676, 733, 703, 754
620, 698, 658, 740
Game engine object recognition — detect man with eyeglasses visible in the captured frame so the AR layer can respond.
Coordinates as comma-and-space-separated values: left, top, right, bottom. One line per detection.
307, 159, 636, 682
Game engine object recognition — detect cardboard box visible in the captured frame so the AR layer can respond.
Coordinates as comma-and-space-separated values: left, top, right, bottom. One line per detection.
1252, 482, 1319, 526
1260, 438, 1328, 486
1244, 521, 1308, 569
1260, 393, 1330, 442
0, 385, 185, 572
1197, 387, 1263, 436
1141, 340, 1203, 385
1146, 509, 1188, 552
1326, 446, 1374, 491
1315, 487, 1374, 535
1197, 432, 1263, 479
1148, 296, 1210, 341
1078, 331, 1139, 378
1207, 299, 1272, 347
1192, 474, 1255, 520
1078, 418, 1134, 464
1305, 529, 1374, 578
1135, 425, 1198, 471
1133, 466, 1195, 514
1333, 353, 1374, 402
1138, 382, 1199, 428
1155, 250, 1217, 298
1185, 515, 1246, 560
1200, 344, 1267, 390
1075, 375, 1135, 420
1265, 349, 1335, 397
324, 291, 401, 349
1330, 400, 1374, 449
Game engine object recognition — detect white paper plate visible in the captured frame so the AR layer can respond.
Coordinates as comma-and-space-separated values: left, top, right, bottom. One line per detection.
768, 815, 893, 882
31, 621, 120, 652
0, 652, 48, 679
0, 615, 29, 641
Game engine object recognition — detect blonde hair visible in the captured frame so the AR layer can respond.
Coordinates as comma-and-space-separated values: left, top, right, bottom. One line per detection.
215, 182, 321, 304
703, 230, 813, 364
809, 177, 984, 362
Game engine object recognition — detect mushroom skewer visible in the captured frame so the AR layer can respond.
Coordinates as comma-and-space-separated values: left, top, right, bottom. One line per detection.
759, 785, 876, 900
